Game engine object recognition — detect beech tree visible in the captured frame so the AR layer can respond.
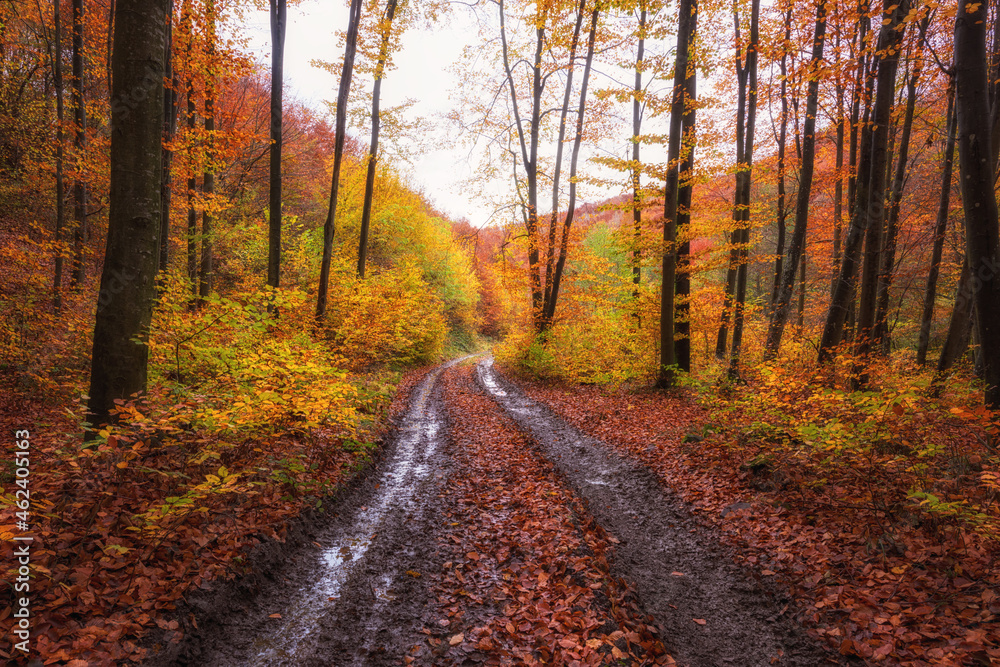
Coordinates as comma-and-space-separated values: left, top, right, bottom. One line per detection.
657, 0, 696, 388
954, 0, 1000, 409
763, 0, 827, 361
357, 0, 401, 279
88, 0, 168, 428
70, 0, 87, 287
317, 0, 364, 320
268, 0, 287, 293
726, 0, 759, 377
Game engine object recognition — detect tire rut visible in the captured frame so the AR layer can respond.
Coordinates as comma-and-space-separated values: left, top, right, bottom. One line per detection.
477, 358, 846, 667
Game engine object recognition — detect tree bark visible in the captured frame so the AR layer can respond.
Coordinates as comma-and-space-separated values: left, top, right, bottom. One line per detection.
630, 5, 646, 296
917, 81, 956, 366
543, 7, 599, 328
542, 0, 586, 311
955, 0, 1000, 409
674, 16, 698, 374
727, 0, 760, 377
875, 53, 921, 355
852, 0, 910, 387
316, 0, 363, 320
70, 0, 87, 287
657, 0, 696, 388
763, 0, 827, 360
53, 0, 65, 309
268, 0, 286, 290
198, 0, 216, 304
159, 0, 178, 279
768, 6, 792, 313
87, 0, 168, 430
357, 0, 399, 279
819, 1, 877, 362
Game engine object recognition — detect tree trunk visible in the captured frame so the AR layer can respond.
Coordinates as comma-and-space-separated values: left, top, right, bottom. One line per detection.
159, 0, 177, 279
917, 81, 956, 366
543, 7, 599, 327
955, 0, 1000, 409
763, 0, 827, 360
832, 23, 845, 296
268, 0, 286, 291
875, 53, 921, 355
357, 0, 399, 279
631, 5, 646, 296
657, 0, 696, 388
182, 0, 196, 295
819, 2, 877, 362
198, 0, 216, 304
87, 0, 168, 430
316, 0, 363, 320
728, 0, 760, 377
70, 0, 87, 287
674, 19, 697, 374
542, 0, 586, 312
768, 6, 792, 313
935, 257, 974, 383
851, 0, 909, 387
54, 0, 65, 309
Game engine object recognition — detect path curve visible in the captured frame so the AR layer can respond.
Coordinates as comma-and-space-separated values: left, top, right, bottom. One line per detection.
477, 357, 844, 667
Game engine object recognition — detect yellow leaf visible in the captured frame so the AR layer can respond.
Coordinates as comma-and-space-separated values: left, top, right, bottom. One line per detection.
116, 461, 128, 469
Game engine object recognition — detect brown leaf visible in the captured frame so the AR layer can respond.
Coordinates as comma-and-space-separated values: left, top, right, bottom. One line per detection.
449, 633, 464, 646
693, 618, 707, 625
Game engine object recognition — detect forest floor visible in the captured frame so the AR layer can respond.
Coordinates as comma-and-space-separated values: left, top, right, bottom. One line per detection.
151, 356, 851, 666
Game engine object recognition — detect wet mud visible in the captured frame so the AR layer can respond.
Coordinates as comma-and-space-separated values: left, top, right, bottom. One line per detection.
148, 357, 468, 666
149, 356, 847, 666
477, 358, 847, 667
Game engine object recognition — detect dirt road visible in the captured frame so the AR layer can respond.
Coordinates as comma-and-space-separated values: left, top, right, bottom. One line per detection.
149, 357, 843, 666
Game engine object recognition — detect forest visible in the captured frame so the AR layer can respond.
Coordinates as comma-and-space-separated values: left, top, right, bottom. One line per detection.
0, 0, 999, 664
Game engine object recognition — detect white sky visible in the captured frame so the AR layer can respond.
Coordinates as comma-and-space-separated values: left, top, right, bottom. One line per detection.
242, 0, 492, 224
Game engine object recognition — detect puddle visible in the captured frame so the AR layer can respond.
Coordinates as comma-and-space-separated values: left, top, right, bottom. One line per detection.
249, 359, 462, 663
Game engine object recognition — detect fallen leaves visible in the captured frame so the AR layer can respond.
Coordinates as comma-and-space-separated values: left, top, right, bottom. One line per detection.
411, 366, 673, 665
509, 366, 1000, 667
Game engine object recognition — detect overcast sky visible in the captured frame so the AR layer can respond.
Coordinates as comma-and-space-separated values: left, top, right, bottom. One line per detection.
242, 0, 494, 224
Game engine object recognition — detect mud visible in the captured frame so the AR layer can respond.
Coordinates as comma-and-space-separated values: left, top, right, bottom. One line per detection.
146, 357, 468, 666
148, 355, 848, 666
477, 358, 847, 667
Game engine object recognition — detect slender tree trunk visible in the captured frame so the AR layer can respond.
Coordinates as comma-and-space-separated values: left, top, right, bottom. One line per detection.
631, 5, 646, 297
316, 0, 363, 320
674, 43, 697, 374
819, 2, 877, 362
182, 0, 197, 297
357, 0, 398, 279
87, 0, 168, 431
852, 0, 910, 387
728, 0, 760, 377
763, 0, 827, 360
70, 0, 87, 287
797, 250, 805, 328
198, 0, 216, 304
917, 81, 956, 366
159, 0, 177, 279
832, 24, 845, 295
268, 0, 286, 293
54, 0, 65, 309
542, 0, 586, 312
955, 0, 1000, 409
544, 7, 599, 327
875, 53, 921, 354
768, 6, 792, 312
657, 0, 696, 388
935, 257, 974, 383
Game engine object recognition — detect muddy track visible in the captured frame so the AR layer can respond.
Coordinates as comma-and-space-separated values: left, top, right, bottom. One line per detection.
149, 355, 846, 666
477, 358, 846, 667
149, 357, 469, 666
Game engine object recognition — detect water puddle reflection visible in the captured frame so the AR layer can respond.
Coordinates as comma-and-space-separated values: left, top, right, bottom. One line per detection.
250, 359, 462, 663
